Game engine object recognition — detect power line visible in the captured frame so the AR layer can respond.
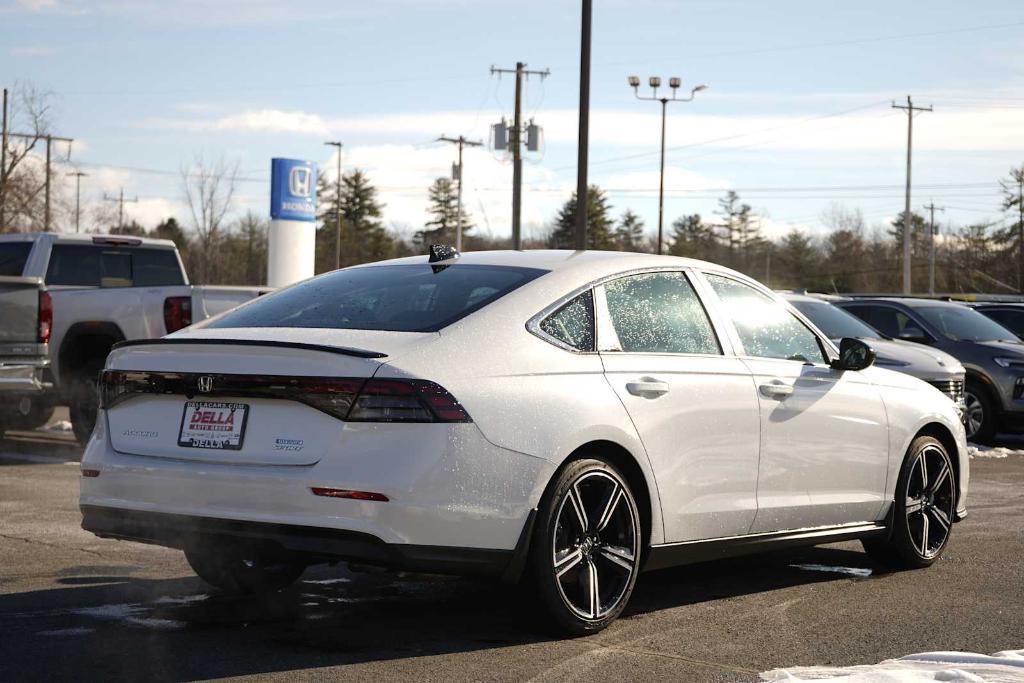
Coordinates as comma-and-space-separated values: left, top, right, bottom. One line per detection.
103, 188, 139, 231
437, 135, 483, 252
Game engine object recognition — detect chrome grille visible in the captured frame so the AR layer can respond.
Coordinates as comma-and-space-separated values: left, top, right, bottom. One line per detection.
928, 379, 965, 403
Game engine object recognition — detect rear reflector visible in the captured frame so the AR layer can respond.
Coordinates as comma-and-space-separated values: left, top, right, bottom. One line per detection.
100, 371, 471, 423
163, 296, 193, 334
311, 487, 388, 502
38, 291, 52, 344
81, 469, 100, 478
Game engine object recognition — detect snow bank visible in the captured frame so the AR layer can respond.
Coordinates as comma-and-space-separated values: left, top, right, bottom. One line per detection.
761, 649, 1024, 682
41, 420, 73, 433
968, 444, 1024, 459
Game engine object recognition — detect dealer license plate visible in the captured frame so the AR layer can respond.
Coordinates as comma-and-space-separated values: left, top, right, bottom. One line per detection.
177, 401, 249, 450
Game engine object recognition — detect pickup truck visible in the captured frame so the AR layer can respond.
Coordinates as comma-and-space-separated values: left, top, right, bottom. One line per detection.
0, 275, 53, 433
0, 233, 270, 442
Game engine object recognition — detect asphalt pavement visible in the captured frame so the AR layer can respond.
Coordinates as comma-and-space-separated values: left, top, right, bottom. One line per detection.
1, 419, 1021, 682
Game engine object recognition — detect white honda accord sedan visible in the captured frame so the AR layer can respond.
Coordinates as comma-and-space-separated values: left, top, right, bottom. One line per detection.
81, 249, 968, 634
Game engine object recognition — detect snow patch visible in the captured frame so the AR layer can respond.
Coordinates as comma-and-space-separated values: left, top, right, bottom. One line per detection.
37, 627, 95, 637
789, 563, 873, 577
69, 602, 184, 630
42, 420, 73, 433
761, 649, 1024, 682
303, 577, 351, 585
968, 443, 1024, 459
153, 594, 208, 605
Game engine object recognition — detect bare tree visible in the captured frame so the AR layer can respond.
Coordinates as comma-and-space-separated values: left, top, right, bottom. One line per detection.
181, 155, 239, 282
1, 82, 57, 232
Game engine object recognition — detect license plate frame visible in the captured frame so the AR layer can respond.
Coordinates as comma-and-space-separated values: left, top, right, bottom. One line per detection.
177, 401, 249, 450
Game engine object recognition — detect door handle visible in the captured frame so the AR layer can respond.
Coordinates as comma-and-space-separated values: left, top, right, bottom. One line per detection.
759, 381, 794, 399
626, 378, 670, 398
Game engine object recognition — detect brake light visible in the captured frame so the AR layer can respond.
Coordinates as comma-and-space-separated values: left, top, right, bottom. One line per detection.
98, 371, 471, 423
347, 379, 471, 423
38, 291, 52, 344
311, 487, 388, 502
163, 296, 192, 333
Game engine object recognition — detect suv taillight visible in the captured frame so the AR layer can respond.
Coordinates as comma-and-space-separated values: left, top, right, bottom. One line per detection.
38, 291, 52, 344
163, 296, 192, 333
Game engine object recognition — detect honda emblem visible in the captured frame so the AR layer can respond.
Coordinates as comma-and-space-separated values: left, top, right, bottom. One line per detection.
197, 376, 214, 393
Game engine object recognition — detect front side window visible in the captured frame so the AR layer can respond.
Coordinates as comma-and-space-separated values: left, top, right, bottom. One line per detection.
706, 274, 826, 364
207, 264, 548, 332
916, 305, 1017, 342
539, 290, 595, 351
603, 272, 720, 355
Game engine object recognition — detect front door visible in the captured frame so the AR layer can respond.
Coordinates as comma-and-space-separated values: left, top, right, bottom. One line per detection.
702, 273, 890, 532
597, 271, 761, 543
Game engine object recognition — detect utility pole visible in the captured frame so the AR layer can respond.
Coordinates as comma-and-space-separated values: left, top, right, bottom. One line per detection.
629, 76, 707, 255
492, 62, 549, 250
4, 130, 73, 232
438, 135, 483, 252
573, 0, 594, 251
1, 88, 7, 231
324, 141, 343, 269
67, 171, 87, 233
103, 188, 138, 232
892, 96, 932, 294
923, 201, 944, 295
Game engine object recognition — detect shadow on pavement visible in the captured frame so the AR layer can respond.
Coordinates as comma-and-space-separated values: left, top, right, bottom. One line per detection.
1, 544, 882, 681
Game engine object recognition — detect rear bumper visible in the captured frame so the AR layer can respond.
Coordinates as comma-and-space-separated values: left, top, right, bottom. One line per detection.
0, 360, 50, 393
81, 505, 528, 577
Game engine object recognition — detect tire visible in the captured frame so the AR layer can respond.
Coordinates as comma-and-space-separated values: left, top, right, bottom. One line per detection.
185, 543, 306, 594
0, 396, 54, 433
963, 381, 996, 445
69, 364, 103, 445
863, 435, 957, 569
528, 457, 642, 635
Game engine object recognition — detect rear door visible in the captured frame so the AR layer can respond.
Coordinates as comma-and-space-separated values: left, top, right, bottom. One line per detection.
597, 270, 761, 543
701, 273, 890, 532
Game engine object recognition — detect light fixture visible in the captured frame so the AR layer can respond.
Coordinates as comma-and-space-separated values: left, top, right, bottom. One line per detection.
692, 84, 709, 92
628, 75, 640, 88
648, 76, 661, 88
669, 77, 681, 89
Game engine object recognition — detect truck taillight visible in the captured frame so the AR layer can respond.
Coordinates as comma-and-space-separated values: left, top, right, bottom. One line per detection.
163, 296, 192, 333
38, 291, 52, 344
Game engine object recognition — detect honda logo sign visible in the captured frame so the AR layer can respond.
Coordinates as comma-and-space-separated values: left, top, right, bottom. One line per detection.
270, 158, 317, 222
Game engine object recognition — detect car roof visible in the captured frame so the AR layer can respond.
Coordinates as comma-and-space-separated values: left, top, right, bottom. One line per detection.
357, 249, 751, 282
838, 297, 968, 309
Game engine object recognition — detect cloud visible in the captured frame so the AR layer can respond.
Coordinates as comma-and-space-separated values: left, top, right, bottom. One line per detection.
17, 0, 58, 10
9, 44, 57, 57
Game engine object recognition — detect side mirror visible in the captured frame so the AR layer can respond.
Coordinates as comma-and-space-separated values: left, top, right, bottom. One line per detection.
898, 325, 931, 344
831, 337, 876, 372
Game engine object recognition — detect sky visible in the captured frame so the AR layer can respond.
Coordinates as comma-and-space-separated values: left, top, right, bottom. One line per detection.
2, 0, 1023, 245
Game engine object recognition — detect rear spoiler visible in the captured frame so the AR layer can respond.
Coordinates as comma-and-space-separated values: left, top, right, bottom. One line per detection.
112, 338, 387, 360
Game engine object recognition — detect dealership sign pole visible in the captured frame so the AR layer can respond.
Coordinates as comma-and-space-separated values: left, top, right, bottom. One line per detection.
268, 158, 317, 288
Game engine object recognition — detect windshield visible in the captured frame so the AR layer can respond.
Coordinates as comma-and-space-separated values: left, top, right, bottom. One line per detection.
206, 264, 547, 333
916, 306, 1019, 342
790, 300, 883, 340
0, 242, 32, 276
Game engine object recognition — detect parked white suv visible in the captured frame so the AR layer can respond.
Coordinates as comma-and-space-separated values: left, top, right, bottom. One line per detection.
0, 233, 269, 442
81, 250, 968, 634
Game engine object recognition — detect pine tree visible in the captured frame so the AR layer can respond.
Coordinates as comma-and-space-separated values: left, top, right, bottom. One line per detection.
668, 213, 713, 258
714, 191, 761, 270
995, 165, 1024, 291
547, 185, 616, 250
616, 210, 646, 252
415, 177, 472, 248
778, 228, 819, 290
316, 168, 394, 271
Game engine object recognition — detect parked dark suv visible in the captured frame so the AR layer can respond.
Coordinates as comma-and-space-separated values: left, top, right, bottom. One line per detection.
837, 297, 1024, 443
968, 303, 1024, 341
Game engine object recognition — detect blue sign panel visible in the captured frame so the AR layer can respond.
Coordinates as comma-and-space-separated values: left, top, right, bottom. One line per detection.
270, 158, 317, 221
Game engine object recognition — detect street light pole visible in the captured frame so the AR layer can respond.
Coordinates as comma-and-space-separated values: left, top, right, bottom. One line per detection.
67, 171, 87, 233
324, 141, 343, 270
629, 76, 706, 255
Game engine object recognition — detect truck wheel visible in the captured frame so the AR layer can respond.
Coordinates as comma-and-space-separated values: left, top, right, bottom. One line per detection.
1, 396, 55, 432
69, 365, 103, 445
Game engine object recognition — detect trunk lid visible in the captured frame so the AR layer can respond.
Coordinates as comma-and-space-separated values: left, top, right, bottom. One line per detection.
104, 329, 430, 465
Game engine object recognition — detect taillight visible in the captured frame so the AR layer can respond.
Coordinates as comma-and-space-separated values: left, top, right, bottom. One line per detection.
163, 296, 192, 333
347, 379, 471, 423
98, 371, 471, 423
38, 291, 52, 344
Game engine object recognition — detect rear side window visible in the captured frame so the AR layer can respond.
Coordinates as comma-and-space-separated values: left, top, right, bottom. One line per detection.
44, 245, 185, 287
846, 305, 915, 339
539, 291, 595, 351
207, 264, 548, 332
603, 272, 720, 354
983, 309, 1024, 338
0, 242, 32, 276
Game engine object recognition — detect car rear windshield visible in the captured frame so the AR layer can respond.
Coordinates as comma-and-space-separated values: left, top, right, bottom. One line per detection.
916, 306, 1019, 342
206, 264, 548, 332
0, 242, 32, 276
